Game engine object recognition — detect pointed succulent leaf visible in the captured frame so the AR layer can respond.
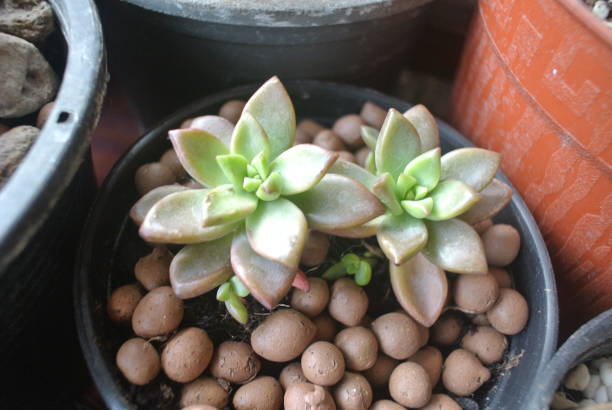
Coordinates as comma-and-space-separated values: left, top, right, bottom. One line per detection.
413, 185, 429, 200
361, 125, 379, 149
216, 154, 248, 189
231, 231, 297, 309
289, 174, 385, 230
216, 282, 232, 301
270, 144, 338, 195
140, 189, 238, 243
377, 213, 428, 265
256, 171, 282, 201
230, 112, 271, 162
366, 151, 377, 174
423, 219, 488, 274
130, 185, 188, 226
189, 115, 234, 147
225, 294, 249, 324
243, 76, 296, 159
322, 263, 348, 280
318, 215, 384, 239
243, 177, 262, 192
460, 178, 513, 224
329, 159, 378, 190
170, 235, 233, 299
403, 104, 439, 152
441, 148, 501, 191
169, 129, 229, 187
247, 164, 258, 178
245, 198, 307, 268
230, 276, 250, 297
426, 179, 482, 221
403, 148, 441, 190
396, 173, 416, 199
401, 198, 434, 219
202, 185, 258, 227
372, 173, 403, 215
354, 261, 372, 286
375, 108, 421, 180
251, 150, 269, 179
390, 252, 447, 327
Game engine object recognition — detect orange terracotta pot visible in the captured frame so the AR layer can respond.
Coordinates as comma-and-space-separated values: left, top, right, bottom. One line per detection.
451, 0, 611, 335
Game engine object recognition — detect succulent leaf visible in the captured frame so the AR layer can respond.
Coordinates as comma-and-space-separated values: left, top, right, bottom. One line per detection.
170, 235, 233, 299
395, 173, 416, 199
317, 215, 384, 239
440, 148, 501, 191
360, 125, 379, 149
401, 198, 434, 219
202, 185, 258, 227
354, 260, 372, 286
230, 112, 271, 162
139, 189, 238, 243
365, 151, 377, 174
189, 115, 234, 147
460, 178, 513, 224
289, 174, 385, 230
270, 144, 338, 195
403, 148, 441, 190
256, 171, 282, 201
216, 282, 232, 301
292, 270, 310, 292
426, 179, 482, 221
375, 108, 421, 180
390, 252, 447, 327
329, 159, 378, 190
377, 213, 428, 265
225, 294, 249, 324
216, 154, 248, 189
230, 276, 251, 297
130, 185, 188, 226
243, 177, 262, 192
231, 231, 297, 309
169, 128, 229, 187
245, 198, 307, 268
423, 218, 488, 274
243, 76, 296, 159
403, 104, 440, 152
372, 173, 403, 215
251, 150, 270, 180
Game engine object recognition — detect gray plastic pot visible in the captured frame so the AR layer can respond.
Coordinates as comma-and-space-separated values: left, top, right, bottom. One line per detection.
526, 309, 612, 410
101, 0, 435, 126
76, 80, 558, 410
0, 0, 106, 407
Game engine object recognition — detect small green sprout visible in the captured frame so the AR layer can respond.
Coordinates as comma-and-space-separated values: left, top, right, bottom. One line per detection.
216, 276, 250, 324
322, 253, 374, 286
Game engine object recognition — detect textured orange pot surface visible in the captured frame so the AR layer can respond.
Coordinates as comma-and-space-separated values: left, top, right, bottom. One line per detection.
451, 0, 611, 333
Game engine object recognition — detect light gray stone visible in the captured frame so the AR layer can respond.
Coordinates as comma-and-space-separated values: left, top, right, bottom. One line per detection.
0, 0, 55, 44
0, 32, 57, 118
0, 125, 39, 188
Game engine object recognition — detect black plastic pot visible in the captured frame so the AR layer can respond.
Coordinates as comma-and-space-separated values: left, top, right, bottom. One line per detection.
0, 0, 106, 406
101, 0, 435, 126
75, 81, 558, 410
526, 309, 612, 410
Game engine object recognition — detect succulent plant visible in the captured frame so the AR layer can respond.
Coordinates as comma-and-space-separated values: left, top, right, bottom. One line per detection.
131, 77, 384, 319
328, 105, 513, 326
321, 252, 375, 286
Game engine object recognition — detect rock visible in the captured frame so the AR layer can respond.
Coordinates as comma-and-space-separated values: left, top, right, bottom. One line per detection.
0, 0, 55, 44
0, 32, 57, 118
564, 364, 590, 391
0, 125, 39, 188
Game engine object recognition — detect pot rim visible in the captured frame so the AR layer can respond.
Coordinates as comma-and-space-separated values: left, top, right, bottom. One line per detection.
75, 80, 558, 410
558, 0, 612, 47
526, 308, 612, 410
121, 0, 434, 27
0, 0, 106, 274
